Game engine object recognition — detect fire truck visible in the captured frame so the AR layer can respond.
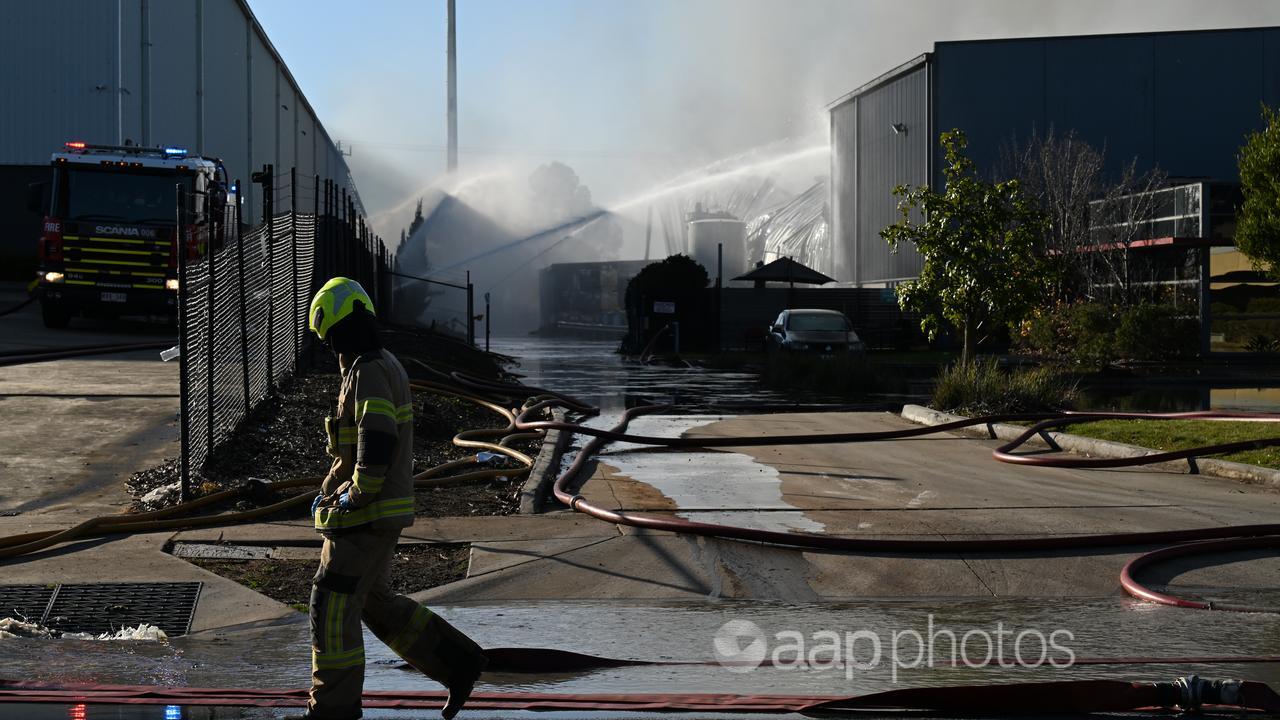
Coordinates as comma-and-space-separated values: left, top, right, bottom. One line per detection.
29, 141, 234, 328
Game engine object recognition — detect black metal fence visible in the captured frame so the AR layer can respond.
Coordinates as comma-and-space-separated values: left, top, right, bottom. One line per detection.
176, 165, 390, 500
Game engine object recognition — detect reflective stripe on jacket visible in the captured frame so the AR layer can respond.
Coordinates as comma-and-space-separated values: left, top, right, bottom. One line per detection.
315, 348, 415, 532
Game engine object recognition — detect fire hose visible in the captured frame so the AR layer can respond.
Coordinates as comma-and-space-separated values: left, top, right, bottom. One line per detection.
3, 364, 1280, 714
0, 294, 36, 318
0, 340, 175, 368
2, 675, 1279, 715
3, 362, 1278, 611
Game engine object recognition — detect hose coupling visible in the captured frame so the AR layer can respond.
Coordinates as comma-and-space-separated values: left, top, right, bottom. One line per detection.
241, 477, 274, 502
1172, 675, 1245, 710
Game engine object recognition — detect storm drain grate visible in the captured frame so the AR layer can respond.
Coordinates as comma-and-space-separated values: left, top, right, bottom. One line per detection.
0, 584, 56, 624
0, 582, 201, 637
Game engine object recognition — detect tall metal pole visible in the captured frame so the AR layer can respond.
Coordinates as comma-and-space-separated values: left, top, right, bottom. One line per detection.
446, 0, 458, 173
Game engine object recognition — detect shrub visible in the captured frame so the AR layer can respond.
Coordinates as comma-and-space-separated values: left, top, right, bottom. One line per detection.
1064, 303, 1115, 365
1021, 306, 1070, 356
1247, 297, 1280, 314
1245, 334, 1280, 353
931, 357, 1077, 415
1113, 304, 1198, 360
1025, 302, 1199, 363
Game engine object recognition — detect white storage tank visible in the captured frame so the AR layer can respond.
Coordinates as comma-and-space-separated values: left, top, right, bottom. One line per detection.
688, 208, 746, 286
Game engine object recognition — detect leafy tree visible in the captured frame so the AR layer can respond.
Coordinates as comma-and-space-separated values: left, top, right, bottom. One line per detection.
1236, 104, 1280, 279
881, 129, 1050, 363
627, 253, 709, 296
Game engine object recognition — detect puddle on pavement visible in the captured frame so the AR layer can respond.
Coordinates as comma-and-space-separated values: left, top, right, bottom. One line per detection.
591, 415, 825, 534
490, 338, 882, 413
3, 599, 1278, 700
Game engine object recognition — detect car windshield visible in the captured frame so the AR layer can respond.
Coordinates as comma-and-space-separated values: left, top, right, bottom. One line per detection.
787, 313, 848, 332
53, 166, 192, 225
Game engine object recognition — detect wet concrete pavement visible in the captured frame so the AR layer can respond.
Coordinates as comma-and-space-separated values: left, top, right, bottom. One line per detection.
435, 410, 1280, 602
5, 331, 1280, 717
0, 287, 288, 633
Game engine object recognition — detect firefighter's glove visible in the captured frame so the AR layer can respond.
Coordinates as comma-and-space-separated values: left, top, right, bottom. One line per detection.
311, 493, 324, 515
337, 492, 353, 510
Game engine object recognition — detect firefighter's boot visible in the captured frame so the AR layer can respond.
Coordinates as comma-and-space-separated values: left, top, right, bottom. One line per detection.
363, 592, 488, 717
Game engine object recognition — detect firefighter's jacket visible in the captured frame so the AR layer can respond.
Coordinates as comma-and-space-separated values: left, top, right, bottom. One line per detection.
314, 349, 415, 532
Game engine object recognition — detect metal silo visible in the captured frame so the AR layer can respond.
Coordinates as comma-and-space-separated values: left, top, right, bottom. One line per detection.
688, 207, 747, 286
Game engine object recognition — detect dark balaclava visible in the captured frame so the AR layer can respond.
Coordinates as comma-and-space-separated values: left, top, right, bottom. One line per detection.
326, 301, 382, 360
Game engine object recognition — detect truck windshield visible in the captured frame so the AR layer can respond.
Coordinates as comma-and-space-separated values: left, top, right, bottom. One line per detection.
52, 166, 193, 225
788, 313, 849, 332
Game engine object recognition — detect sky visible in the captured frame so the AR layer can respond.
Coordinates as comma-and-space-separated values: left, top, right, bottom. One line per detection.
246, 0, 1280, 237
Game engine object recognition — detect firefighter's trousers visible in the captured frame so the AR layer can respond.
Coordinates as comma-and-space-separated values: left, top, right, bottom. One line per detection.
309, 527, 487, 719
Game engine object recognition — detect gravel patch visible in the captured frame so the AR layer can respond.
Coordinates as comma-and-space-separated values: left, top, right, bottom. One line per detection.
189, 543, 470, 612
127, 325, 538, 517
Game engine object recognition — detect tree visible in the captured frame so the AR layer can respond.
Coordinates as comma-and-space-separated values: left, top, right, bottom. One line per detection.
880, 129, 1050, 363
998, 127, 1104, 302
1236, 104, 1280, 279
627, 253, 709, 296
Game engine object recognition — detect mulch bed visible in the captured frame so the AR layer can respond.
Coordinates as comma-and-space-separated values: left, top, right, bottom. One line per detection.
190, 543, 470, 612
127, 324, 540, 517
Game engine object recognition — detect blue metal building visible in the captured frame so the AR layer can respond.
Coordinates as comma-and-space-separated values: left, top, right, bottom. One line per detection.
829, 26, 1280, 286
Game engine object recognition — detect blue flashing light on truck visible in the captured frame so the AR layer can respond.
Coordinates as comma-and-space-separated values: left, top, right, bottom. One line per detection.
28, 141, 234, 328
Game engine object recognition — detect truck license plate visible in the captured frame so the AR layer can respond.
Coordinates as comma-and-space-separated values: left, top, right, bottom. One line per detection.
101, 292, 127, 303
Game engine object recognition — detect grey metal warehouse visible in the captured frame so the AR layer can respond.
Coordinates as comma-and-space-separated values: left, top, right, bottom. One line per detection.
0, 0, 362, 279
829, 25, 1280, 287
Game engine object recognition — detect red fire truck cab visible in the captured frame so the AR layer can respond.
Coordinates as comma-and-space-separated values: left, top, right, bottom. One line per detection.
29, 141, 233, 328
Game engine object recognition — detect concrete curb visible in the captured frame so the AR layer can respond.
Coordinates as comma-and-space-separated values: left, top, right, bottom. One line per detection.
519, 407, 570, 514
901, 404, 1280, 490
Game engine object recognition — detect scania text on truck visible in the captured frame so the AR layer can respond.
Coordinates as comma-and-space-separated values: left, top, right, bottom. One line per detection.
28, 141, 233, 328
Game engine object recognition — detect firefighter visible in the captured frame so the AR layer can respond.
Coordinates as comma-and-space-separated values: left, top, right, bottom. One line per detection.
298, 276, 488, 720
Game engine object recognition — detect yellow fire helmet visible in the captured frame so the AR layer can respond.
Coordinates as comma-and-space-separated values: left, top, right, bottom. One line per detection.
309, 277, 375, 340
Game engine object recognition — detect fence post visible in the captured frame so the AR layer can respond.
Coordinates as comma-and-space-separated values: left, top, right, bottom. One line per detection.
310, 174, 320, 368
176, 183, 191, 504
340, 189, 347, 274
467, 270, 475, 346
290, 166, 300, 368
263, 164, 276, 393
324, 179, 332, 281
485, 291, 491, 352
235, 179, 250, 415
206, 185, 217, 457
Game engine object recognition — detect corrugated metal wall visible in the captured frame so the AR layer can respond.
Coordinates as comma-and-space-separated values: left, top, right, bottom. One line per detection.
829, 63, 929, 286
833, 26, 1280, 287
829, 101, 856, 280
0, 3, 119, 160
0, 0, 359, 226
855, 66, 928, 285
934, 27, 1280, 188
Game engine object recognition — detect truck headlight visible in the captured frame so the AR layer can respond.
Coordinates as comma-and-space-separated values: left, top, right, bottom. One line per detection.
165, 278, 180, 291
44, 271, 65, 283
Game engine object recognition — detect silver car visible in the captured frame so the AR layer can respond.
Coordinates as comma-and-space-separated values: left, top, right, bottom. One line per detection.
766, 309, 866, 356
